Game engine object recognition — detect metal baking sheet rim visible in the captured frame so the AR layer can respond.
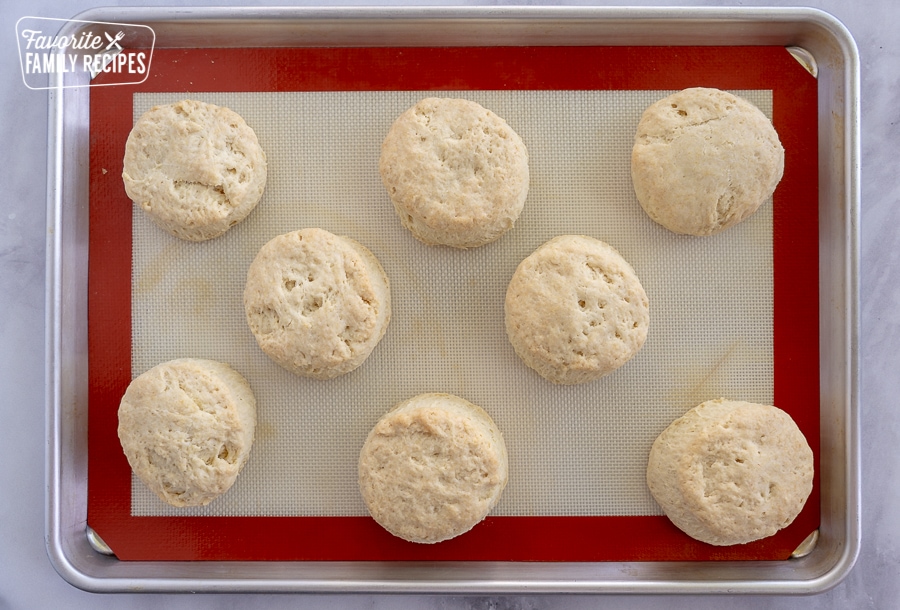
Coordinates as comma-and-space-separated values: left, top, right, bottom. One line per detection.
44, 6, 860, 594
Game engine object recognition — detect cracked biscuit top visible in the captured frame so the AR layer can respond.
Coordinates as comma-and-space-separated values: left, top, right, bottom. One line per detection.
117, 358, 257, 507
631, 88, 784, 236
243, 228, 391, 380
123, 99, 268, 241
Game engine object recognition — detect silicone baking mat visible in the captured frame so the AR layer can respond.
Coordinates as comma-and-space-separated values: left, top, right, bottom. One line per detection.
87, 46, 819, 561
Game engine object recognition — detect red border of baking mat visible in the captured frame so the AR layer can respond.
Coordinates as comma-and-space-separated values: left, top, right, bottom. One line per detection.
88, 46, 819, 562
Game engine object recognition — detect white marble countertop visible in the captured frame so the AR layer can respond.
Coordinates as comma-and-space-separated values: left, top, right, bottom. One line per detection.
0, 1, 891, 608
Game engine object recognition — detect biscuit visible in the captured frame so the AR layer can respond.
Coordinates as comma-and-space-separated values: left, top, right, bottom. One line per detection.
244, 228, 391, 379
646, 398, 814, 546
379, 97, 529, 248
117, 358, 257, 507
631, 88, 784, 236
505, 235, 649, 384
358, 393, 509, 543
123, 99, 268, 241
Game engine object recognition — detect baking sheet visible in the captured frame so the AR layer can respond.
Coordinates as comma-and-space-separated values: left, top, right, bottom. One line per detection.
44, 6, 863, 592
84, 44, 820, 563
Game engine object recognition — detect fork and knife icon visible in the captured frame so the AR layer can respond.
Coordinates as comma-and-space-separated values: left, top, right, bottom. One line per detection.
104, 31, 125, 52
